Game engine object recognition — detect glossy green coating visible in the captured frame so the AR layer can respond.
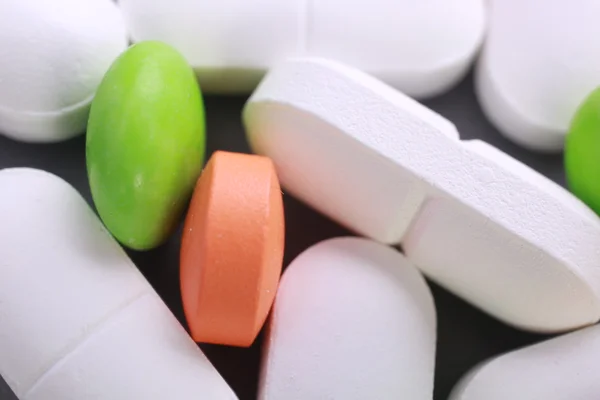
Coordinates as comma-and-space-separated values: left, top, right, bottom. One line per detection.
565, 87, 600, 215
87, 41, 206, 250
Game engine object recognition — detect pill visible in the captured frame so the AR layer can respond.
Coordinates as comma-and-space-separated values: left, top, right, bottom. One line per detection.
449, 323, 600, 400
0, 0, 127, 142
0, 168, 236, 400
476, 0, 600, 153
87, 41, 206, 251
119, 0, 486, 98
565, 87, 600, 215
180, 151, 285, 347
259, 237, 436, 400
243, 57, 600, 333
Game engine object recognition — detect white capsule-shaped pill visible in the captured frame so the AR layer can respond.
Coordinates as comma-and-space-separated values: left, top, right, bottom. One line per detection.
259, 237, 436, 400
243, 57, 600, 333
0, 168, 237, 400
119, 0, 486, 98
0, 0, 128, 142
449, 324, 600, 400
476, 0, 600, 152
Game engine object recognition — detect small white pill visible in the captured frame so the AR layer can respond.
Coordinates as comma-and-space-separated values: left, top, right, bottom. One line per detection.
259, 237, 436, 400
0, 168, 237, 400
0, 0, 128, 142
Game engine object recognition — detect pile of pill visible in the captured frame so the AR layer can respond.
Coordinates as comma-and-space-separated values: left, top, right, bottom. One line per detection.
1, 0, 600, 399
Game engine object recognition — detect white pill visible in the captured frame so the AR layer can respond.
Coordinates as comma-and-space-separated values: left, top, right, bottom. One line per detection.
0, 168, 236, 400
476, 0, 600, 152
0, 0, 128, 143
119, 0, 486, 98
243, 57, 600, 333
259, 237, 436, 400
449, 324, 600, 400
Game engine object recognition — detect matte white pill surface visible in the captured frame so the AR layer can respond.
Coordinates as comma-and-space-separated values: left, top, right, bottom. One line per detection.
119, 0, 486, 97
259, 237, 436, 400
0, 168, 236, 400
243, 58, 600, 333
0, 0, 128, 142
476, 0, 600, 152
450, 324, 600, 400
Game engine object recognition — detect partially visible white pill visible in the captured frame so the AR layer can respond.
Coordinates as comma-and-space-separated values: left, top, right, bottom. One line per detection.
0, 168, 236, 400
476, 0, 600, 152
449, 324, 600, 400
259, 237, 436, 400
243, 57, 600, 333
0, 0, 128, 142
119, 0, 486, 97
120, 0, 300, 93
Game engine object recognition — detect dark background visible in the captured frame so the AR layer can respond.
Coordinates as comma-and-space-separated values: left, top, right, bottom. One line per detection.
0, 71, 562, 399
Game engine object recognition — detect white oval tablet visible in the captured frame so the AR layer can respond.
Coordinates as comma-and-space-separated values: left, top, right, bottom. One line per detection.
449, 324, 600, 400
243, 57, 600, 333
119, 0, 486, 97
0, 0, 128, 142
0, 168, 236, 399
259, 237, 436, 400
476, 0, 600, 152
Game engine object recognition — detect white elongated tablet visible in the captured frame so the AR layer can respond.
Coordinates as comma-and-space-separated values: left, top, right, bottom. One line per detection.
119, 0, 486, 97
476, 0, 600, 152
0, 168, 236, 400
259, 237, 436, 400
243, 57, 600, 333
449, 324, 600, 400
0, 0, 127, 142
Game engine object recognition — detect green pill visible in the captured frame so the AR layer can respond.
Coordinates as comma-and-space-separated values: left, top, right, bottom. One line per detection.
565, 87, 600, 215
87, 41, 206, 250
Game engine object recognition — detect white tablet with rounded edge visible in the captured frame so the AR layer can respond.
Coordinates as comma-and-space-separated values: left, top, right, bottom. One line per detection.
476, 0, 600, 152
0, 168, 237, 400
0, 0, 128, 143
259, 237, 436, 400
243, 57, 600, 333
119, 0, 486, 98
449, 324, 600, 400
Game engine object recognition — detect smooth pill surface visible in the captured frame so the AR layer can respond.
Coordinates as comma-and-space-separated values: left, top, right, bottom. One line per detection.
244, 57, 600, 333
0, 0, 127, 142
450, 324, 600, 400
119, 0, 486, 98
0, 168, 237, 400
87, 41, 206, 251
181, 151, 285, 347
259, 237, 436, 400
565, 87, 600, 215
476, 0, 600, 152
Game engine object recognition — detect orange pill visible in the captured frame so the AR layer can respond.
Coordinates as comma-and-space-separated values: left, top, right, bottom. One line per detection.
180, 150, 285, 347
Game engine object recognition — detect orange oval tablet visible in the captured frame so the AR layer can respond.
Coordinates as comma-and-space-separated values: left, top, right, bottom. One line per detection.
180, 150, 285, 347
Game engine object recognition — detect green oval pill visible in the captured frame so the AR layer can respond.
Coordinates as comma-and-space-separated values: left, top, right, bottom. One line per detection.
86, 41, 206, 250
565, 86, 600, 215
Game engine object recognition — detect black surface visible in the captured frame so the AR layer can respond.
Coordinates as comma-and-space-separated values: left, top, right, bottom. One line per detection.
0, 71, 564, 399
